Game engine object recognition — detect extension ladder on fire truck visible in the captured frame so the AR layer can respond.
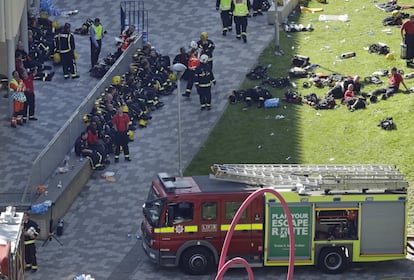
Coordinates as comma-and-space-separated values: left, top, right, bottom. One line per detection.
210, 164, 408, 192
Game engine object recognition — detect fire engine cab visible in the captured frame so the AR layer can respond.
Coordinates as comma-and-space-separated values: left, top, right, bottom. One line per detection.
140, 164, 409, 275
0, 208, 25, 280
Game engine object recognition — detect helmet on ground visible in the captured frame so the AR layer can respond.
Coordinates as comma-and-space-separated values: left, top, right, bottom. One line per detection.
138, 119, 147, 127
168, 73, 177, 82
53, 52, 61, 64
200, 54, 209, 64
200, 32, 208, 40
127, 130, 135, 141
386, 53, 395, 60
190, 41, 198, 49
392, 10, 401, 18
112, 75, 121, 85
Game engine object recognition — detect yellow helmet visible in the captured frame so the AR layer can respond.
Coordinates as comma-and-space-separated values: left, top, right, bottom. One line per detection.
74, 51, 79, 59
138, 119, 147, 127
153, 81, 160, 91
127, 130, 135, 141
112, 75, 121, 85
52, 21, 59, 29
386, 53, 395, 60
53, 52, 61, 64
200, 31, 208, 40
39, 12, 49, 19
82, 114, 90, 124
168, 73, 177, 82
392, 10, 401, 18
121, 104, 129, 113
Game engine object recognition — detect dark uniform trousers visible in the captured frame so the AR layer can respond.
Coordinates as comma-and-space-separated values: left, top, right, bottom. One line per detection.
24, 92, 35, 118
90, 38, 102, 67
185, 70, 196, 95
404, 34, 414, 60
234, 16, 248, 39
221, 10, 233, 32
252, 0, 263, 14
198, 86, 212, 109
114, 131, 129, 159
25, 240, 37, 270
61, 51, 77, 77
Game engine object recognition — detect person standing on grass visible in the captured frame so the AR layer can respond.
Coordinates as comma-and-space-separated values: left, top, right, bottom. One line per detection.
401, 14, 414, 67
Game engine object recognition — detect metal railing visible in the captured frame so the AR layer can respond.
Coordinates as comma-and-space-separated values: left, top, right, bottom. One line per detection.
120, 1, 149, 44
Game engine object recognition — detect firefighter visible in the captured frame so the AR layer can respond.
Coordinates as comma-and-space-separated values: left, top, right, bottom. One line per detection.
74, 131, 106, 170
54, 23, 79, 79
23, 212, 40, 273
197, 32, 215, 70
194, 54, 216, 110
119, 25, 137, 52
232, 0, 251, 43
216, 0, 234, 36
252, 0, 264, 16
183, 41, 201, 97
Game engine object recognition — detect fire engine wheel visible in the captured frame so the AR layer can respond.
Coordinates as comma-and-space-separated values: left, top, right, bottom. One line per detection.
180, 247, 213, 275
318, 247, 347, 274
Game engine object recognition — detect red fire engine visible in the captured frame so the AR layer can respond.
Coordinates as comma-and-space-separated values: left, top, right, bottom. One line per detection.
0, 209, 25, 280
141, 164, 409, 275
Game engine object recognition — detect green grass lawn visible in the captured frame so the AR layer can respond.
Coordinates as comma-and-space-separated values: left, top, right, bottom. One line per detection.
185, 0, 414, 230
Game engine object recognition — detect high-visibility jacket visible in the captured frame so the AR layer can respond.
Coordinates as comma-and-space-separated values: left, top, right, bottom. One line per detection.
219, 0, 232, 10
233, 0, 249, 17
93, 24, 103, 40
188, 53, 200, 71
9, 78, 25, 92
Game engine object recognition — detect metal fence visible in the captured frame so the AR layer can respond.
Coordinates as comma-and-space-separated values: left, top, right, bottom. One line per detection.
120, 1, 149, 44
22, 36, 143, 205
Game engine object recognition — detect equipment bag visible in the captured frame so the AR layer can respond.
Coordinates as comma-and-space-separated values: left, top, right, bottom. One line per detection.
264, 98, 280, 108
288, 67, 308, 78
292, 55, 310, 67
378, 117, 395, 130
401, 43, 407, 59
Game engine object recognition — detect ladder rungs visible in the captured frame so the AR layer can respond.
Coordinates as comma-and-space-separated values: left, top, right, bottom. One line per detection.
211, 164, 408, 191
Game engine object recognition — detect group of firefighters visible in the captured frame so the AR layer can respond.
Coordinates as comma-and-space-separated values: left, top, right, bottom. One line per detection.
175, 32, 217, 111
216, 0, 267, 42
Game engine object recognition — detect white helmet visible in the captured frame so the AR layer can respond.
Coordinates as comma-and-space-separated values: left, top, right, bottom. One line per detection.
190, 41, 198, 49
200, 54, 209, 63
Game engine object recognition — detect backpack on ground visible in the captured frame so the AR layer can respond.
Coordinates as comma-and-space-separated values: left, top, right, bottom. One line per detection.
378, 117, 395, 130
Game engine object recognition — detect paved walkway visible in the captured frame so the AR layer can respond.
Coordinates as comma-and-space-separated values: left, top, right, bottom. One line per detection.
2, 0, 413, 279
14, 0, 274, 279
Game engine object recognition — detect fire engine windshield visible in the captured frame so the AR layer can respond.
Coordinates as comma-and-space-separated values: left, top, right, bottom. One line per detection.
142, 186, 165, 227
